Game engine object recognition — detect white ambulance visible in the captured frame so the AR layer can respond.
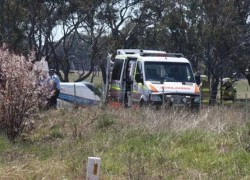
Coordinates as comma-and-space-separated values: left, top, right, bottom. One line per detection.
108, 49, 200, 109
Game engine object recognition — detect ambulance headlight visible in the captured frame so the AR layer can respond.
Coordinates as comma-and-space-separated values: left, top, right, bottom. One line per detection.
194, 96, 200, 103
150, 95, 162, 102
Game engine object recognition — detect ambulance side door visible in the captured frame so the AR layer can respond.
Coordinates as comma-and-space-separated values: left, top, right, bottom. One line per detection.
110, 58, 125, 102
133, 61, 144, 103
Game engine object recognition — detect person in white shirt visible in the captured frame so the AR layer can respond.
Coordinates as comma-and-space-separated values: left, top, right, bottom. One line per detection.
48, 69, 61, 108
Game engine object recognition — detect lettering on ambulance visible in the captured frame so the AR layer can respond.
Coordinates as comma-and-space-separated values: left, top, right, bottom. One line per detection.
146, 81, 191, 92
162, 86, 191, 90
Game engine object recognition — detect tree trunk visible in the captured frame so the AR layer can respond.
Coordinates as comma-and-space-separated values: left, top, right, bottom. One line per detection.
100, 58, 107, 85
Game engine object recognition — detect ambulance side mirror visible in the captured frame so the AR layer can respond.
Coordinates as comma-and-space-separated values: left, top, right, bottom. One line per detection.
195, 75, 201, 85
135, 73, 143, 83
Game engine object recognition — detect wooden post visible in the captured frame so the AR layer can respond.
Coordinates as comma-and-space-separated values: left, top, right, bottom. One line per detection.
86, 157, 101, 180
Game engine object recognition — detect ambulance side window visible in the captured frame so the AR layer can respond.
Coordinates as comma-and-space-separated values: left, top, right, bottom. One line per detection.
112, 59, 124, 80
136, 62, 142, 74
135, 62, 143, 83
127, 58, 137, 78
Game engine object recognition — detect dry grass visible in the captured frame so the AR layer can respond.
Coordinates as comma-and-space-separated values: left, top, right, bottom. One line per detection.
99, 106, 247, 133
0, 106, 250, 179
0, 159, 69, 179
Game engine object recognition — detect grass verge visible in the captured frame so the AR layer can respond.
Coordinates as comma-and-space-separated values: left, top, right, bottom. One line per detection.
0, 106, 250, 179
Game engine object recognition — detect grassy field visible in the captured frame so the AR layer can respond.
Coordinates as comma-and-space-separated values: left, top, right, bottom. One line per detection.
1, 73, 249, 179
1, 106, 250, 179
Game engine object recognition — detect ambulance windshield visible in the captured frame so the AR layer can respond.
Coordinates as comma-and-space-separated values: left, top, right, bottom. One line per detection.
144, 62, 195, 83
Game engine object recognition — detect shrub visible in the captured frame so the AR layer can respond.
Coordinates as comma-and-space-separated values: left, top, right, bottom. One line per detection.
0, 47, 50, 141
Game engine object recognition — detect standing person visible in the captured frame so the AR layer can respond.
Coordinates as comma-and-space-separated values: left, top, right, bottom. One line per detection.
48, 69, 61, 108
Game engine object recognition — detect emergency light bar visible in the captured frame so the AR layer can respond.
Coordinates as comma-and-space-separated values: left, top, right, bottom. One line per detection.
117, 49, 141, 55
165, 53, 184, 58
116, 49, 184, 57
117, 49, 166, 55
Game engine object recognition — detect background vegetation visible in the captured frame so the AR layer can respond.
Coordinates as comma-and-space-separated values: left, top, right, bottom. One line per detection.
0, 48, 50, 140
0, 0, 250, 90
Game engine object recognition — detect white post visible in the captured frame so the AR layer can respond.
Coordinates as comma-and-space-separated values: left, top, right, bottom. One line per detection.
86, 157, 101, 180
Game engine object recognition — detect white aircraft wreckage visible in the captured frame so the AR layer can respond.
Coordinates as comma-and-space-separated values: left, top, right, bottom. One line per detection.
33, 59, 101, 108
57, 82, 101, 108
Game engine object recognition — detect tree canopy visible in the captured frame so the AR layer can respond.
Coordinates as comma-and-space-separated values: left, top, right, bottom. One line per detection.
0, 0, 250, 92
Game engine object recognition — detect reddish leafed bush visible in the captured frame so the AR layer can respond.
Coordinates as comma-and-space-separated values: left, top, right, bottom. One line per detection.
0, 47, 50, 141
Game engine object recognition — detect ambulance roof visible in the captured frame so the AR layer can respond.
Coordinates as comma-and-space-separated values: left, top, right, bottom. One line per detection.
115, 49, 190, 64
139, 56, 190, 63
115, 54, 190, 64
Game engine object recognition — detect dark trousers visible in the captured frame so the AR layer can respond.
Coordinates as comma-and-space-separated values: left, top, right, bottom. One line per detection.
49, 89, 60, 108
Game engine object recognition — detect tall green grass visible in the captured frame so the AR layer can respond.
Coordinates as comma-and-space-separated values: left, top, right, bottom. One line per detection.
0, 106, 250, 179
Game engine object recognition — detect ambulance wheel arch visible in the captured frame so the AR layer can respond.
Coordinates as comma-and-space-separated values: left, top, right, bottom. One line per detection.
139, 95, 148, 107
139, 98, 145, 107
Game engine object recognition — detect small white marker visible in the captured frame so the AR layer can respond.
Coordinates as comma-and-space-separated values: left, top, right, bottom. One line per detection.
86, 157, 101, 180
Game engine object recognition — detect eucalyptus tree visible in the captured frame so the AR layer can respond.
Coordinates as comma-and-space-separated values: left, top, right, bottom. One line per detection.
194, 0, 250, 103
98, 0, 147, 50
0, 0, 83, 81
0, 0, 28, 53
69, 1, 109, 82
136, 0, 204, 69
